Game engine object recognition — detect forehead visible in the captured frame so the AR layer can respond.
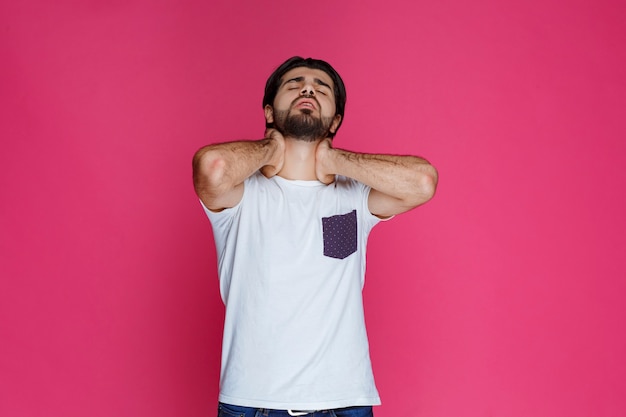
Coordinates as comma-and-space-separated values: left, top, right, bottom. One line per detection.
280, 67, 335, 90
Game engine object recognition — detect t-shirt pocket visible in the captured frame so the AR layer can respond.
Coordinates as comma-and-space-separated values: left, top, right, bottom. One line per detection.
322, 209, 357, 259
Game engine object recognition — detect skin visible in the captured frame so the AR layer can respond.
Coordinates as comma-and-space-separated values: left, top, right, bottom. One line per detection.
193, 66, 438, 217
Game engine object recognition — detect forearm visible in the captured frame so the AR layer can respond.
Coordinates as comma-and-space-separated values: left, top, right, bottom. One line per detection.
326, 147, 438, 207
193, 139, 278, 198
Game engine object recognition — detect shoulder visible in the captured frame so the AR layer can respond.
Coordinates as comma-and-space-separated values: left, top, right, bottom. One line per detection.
332, 176, 370, 196
244, 170, 275, 190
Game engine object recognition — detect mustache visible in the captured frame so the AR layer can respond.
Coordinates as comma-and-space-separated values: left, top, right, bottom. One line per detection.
290, 94, 320, 111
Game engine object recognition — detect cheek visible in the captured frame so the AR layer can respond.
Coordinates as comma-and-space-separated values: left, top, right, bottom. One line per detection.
321, 100, 337, 116
275, 93, 297, 109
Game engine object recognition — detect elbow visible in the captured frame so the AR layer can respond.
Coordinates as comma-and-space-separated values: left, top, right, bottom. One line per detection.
423, 165, 439, 199
410, 165, 438, 206
192, 148, 230, 195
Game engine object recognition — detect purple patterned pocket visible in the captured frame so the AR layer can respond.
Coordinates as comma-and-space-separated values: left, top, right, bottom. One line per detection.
322, 210, 357, 259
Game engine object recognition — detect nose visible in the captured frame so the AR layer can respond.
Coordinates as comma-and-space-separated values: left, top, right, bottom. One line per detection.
300, 84, 315, 96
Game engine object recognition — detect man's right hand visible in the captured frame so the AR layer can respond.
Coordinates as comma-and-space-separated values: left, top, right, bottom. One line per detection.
260, 128, 285, 178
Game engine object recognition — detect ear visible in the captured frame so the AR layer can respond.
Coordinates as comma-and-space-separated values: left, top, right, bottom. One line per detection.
329, 114, 342, 134
264, 105, 274, 124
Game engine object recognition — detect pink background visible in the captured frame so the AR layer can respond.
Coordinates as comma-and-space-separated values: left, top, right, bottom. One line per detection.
1, 0, 625, 416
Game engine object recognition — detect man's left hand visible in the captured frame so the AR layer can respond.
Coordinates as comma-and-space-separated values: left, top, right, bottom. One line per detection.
315, 138, 336, 185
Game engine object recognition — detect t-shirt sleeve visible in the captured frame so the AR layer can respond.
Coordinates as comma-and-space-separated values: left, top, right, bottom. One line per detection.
350, 179, 394, 234
198, 171, 264, 248
200, 197, 239, 231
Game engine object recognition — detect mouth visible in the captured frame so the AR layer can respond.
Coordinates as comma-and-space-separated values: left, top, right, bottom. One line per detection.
293, 98, 317, 110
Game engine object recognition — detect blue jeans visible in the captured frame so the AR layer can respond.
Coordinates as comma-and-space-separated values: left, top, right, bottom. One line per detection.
217, 403, 374, 417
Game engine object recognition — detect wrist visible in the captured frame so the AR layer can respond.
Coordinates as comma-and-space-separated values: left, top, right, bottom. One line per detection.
261, 138, 277, 161
324, 146, 347, 175
261, 137, 284, 175
317, 140, 337, 170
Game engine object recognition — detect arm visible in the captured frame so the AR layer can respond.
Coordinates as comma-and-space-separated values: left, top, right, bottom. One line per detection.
192, 129, 284, 211
315, 139, 438, 218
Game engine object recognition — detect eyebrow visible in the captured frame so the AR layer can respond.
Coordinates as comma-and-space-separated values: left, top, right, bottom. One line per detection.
283, 76, 333, 90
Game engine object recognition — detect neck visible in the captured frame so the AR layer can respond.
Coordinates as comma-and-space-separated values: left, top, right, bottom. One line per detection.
276, 136, 320, 181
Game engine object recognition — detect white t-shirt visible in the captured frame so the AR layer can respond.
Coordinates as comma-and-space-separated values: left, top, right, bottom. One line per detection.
202, 171, 382, 410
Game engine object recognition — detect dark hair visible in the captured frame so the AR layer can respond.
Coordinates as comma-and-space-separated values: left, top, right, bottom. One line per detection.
262, 56, 347, 138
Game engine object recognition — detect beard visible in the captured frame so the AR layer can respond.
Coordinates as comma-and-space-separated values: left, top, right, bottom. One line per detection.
273, 108, 334, 142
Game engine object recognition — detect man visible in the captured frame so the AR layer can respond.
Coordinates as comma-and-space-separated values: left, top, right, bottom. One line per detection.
193, 57, 438, 417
